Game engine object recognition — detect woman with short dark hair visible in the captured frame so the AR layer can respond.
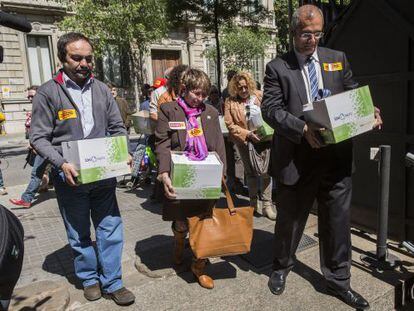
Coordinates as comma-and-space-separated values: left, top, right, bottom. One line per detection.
155, 68, 226, 289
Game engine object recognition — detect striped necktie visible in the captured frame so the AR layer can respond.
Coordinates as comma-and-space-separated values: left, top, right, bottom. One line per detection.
307, 57, 319, 101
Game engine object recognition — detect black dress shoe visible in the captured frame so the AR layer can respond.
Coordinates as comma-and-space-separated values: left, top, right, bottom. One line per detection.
327, 287, 370, 310
268, 271, 287, 295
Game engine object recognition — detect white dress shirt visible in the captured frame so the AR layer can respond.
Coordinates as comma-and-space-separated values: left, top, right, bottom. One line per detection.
63, 72, 94, 138
295, 49, 324, 104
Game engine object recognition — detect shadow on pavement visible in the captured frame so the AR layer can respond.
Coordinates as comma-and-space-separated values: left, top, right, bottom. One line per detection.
134, 234, 237, 282
31, 191, 57, 207
42, 244, 81, 289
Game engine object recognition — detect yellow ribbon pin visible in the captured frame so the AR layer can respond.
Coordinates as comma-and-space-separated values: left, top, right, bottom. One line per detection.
58, 109, 77, 120
323, 62, 343, 72
188, 128, 203, 138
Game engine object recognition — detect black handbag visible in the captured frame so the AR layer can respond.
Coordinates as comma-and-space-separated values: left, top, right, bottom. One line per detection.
0, 204, 24, 299
24, 148, 36, 168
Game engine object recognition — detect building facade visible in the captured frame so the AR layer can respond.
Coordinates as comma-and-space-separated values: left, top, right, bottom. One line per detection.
0, 0, 277, 134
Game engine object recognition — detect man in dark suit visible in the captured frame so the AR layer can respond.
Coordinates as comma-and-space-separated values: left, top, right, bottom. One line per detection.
261, 5, 382, 310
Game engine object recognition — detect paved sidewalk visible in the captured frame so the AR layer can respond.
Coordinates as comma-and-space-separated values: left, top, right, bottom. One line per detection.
1, 181, 414, 310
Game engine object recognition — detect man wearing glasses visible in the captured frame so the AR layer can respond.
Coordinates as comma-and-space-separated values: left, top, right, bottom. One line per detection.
30, 32, 135, 306
262, 5, 382, 310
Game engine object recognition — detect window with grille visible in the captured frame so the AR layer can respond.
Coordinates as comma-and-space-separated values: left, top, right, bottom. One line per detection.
26, 35, 54, 86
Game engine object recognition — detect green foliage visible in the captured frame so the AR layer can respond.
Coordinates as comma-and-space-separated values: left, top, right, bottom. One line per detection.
204, 26, 272, 72
273, 0, 297, 54
167, 0, 270, 87
60, 0, 168, 57
167, 0, 268, 32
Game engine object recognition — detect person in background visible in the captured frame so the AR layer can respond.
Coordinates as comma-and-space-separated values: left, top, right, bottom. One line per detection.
149, 67, 172, 122
0, 104, 6, 195
10, 87, 50, 208
262, 5, 381, 309
221, 70, 244, 192
139, 84, 153, 112
108, 83, 136, 133
30, 32, 135, 306
157, 65, 189, 109
205, 85, 223, 115
0, 167, 6, 196
156, 68, 226, 289
256, 81, 262, 91
224, 71, 276, 220
221, 69, 237, 102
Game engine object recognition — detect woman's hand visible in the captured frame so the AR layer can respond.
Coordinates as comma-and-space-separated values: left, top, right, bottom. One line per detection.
158, 172, 176, 200
247, 131, 261, 143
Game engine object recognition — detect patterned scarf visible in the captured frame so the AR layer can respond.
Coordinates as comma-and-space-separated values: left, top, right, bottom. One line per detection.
176, 96, 208, 161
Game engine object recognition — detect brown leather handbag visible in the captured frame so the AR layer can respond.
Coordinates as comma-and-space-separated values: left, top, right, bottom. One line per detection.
187, 180, 254, 259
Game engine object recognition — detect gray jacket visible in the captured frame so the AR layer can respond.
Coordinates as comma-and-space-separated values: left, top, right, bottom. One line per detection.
30, 70, 127, 168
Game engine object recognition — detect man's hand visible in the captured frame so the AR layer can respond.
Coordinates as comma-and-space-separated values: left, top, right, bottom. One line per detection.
158, 172, 176, 200
127, 154, 133, 169
61, 162, 79, 186
150, 112, 158, 121
373, 106, 383, 130
247, 131, 261, 144
303, 123, 324, 149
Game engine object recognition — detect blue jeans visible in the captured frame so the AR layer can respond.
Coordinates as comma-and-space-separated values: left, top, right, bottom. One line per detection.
53, 175, 124, 293
0, 167, 4, 188
21, 155, 48, 203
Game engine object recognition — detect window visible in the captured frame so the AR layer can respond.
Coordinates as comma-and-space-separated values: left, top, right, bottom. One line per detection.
204, 44, 218, 86
251, 57, 264, 85
206, 58, 218, 86
95, 46, 131, 87
26, 35, 54, 86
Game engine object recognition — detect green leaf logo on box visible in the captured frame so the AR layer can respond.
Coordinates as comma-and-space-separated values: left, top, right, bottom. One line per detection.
107, 136, 128, 163
172, 165, 197, 188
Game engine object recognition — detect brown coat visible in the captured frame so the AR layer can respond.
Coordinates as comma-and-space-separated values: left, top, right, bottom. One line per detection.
223, 90, 262, 145
155, 101, 227, 221
115, 96, 136, 127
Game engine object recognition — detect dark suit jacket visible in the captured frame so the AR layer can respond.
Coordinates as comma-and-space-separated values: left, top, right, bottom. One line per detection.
261, 47, 358, 185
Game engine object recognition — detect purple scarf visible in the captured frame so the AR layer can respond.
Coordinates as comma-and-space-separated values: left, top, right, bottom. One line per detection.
176, 96, 208, 161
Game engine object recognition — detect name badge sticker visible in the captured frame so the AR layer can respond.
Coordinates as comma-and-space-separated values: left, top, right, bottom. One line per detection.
169, 122, 186, 130
323, 62, 343, 72
58, 109, 77, 120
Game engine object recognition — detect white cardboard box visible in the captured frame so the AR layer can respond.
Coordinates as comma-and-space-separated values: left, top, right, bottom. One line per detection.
303, 85, 375, 144
219, 116, 229, 136
131, 110, 155, 135
171, 151, 223, 200
62, 136, 130, 184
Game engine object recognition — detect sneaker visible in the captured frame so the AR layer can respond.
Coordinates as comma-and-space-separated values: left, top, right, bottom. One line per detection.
9, 198, 31, 208
0, 187, 7, 195
104, 287, 135, 306
84, 283, 101, 301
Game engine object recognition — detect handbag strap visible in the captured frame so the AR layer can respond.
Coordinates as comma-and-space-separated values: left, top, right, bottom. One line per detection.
222, 177, 237, 215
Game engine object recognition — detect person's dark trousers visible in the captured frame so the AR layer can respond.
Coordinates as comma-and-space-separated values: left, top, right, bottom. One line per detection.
52, 175, 124, 293
224, 137, 237, 183
0, 168, 4, 188
21, 155, 48, 203
0, 205, 24, 311
273, 168, 352, 291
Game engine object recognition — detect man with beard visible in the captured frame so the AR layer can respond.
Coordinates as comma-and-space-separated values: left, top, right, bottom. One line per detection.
30, 32, 135, 306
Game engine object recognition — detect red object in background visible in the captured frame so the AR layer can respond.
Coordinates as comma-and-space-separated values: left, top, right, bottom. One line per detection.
152, 78, 167, 89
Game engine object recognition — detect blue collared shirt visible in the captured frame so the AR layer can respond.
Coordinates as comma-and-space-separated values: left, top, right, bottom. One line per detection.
63, 72, 94, 138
